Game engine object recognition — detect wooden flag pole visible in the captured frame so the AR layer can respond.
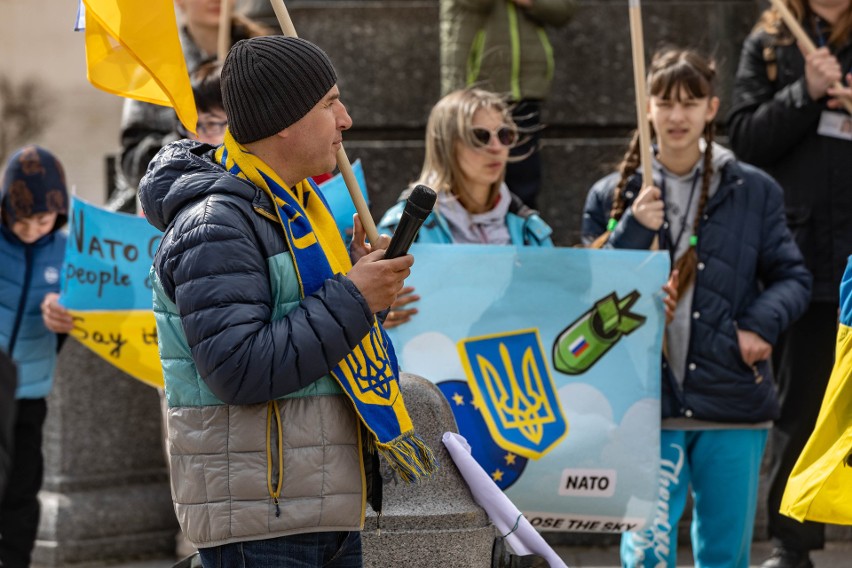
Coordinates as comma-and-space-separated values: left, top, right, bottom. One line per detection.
770, 0, 852, 114
217, 0, 233, 63
628, 1, 664, 271
628, 0, 653, 186
269, 0, 380, 244
270, 0, 298, 37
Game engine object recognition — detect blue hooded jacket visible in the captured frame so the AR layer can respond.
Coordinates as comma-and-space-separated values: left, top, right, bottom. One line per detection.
0, 146, 68, 399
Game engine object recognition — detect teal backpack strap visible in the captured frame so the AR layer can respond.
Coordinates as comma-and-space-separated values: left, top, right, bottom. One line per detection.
378, 198, 453, 244
507, 192, 553, 246
377, 200, 406, 236
523, 214, 554, 246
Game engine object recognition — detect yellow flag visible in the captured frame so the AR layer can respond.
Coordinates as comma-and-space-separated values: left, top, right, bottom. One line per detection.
780, 261, 852, 524
69, 309, 164, 389
83, 0, 197, 134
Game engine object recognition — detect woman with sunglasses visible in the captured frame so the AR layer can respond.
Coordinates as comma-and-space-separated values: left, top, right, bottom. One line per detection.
377, 88, 553, 327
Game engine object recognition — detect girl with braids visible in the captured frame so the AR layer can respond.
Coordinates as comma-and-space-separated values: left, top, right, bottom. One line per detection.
582, 47, 812, 568
728, 2, 852, 565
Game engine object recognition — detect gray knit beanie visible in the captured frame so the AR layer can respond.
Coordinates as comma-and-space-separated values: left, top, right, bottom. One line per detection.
221, 36, 338, 144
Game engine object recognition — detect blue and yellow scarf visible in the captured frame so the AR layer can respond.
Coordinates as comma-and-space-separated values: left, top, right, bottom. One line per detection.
216, 132, 436, 482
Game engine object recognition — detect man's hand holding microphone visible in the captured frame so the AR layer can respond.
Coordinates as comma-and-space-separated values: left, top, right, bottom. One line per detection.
347, 185, 436, 315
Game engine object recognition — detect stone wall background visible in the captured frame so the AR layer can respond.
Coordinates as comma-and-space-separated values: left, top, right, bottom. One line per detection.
283, 0, 760, 246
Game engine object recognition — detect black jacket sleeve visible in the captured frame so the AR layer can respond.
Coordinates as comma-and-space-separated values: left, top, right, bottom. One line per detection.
727, 33, 824, 166
120, 99, 179, 191
582, 173, 657, 249
0, 350, 16, 497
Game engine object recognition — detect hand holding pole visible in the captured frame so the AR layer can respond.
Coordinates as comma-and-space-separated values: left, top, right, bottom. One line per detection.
769, 0, 852, 114
628, 0, 660, 251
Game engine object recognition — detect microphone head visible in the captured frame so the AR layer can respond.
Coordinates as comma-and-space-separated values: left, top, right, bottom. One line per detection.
405, 184, 437, 220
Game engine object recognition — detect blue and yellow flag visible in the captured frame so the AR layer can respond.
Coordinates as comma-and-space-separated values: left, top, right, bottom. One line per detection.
61, 197, 163, 388
781, 257, 852, 525
80, 0, 197, 134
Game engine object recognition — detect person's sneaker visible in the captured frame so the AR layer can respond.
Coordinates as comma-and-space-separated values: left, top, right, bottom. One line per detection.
760, 547, 814, 568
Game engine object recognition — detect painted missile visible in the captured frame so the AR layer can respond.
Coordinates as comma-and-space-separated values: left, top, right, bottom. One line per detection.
552, 290, 646, 375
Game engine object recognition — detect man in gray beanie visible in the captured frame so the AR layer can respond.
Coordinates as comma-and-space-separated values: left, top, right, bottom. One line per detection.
139, 36, 417, 567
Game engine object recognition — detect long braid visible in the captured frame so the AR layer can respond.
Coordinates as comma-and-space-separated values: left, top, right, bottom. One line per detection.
589, 130, 642, 248
672, 122, 715, 300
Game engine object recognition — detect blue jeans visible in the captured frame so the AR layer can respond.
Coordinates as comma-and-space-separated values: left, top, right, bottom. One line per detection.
199, 531, 362, 568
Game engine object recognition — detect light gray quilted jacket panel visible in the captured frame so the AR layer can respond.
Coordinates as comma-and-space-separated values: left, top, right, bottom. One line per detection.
169, 394, 364, 547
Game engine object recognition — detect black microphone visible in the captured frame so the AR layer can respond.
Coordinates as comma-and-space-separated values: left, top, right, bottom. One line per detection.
384, 184, 437, 259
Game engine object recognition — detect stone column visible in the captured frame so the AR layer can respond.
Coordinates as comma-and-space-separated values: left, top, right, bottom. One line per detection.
362, 373, 495, 567
34, 339, 177, 566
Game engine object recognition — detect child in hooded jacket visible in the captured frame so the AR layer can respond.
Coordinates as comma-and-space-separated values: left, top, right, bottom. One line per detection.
582, 48, 812, 568
0, 145, 74, 568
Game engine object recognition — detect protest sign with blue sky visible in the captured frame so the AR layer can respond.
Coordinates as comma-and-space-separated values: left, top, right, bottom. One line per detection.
387, 244, 669, 533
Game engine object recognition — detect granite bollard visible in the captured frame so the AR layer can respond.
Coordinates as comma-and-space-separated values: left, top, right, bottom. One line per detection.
362, 372, 495, 567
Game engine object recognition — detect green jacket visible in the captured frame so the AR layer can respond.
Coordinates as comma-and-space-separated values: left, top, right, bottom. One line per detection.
440, 0, 576, 100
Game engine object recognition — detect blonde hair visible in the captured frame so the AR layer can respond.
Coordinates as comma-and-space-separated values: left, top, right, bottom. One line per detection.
591, 48, 717, 300
414, 88, 515, 203
756, 0, 852, 47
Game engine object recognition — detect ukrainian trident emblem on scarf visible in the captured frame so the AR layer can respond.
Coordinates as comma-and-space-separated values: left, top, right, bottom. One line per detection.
339, 326, 398, 404
458, 329, 568, 460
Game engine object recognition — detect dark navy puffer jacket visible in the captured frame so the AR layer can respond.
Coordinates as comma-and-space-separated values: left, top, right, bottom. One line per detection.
139, 140, 374, 405
582, 160, 812, 423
